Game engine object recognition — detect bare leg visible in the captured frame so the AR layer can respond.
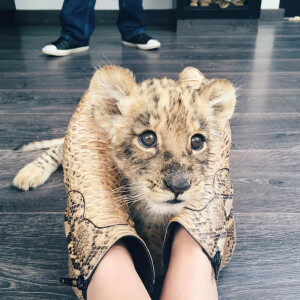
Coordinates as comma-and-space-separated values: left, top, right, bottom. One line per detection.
160, 227, 218, 300
87, 242, 151, 300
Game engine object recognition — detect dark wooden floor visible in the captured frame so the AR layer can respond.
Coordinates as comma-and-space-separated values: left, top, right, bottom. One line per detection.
0, 20, 300, 299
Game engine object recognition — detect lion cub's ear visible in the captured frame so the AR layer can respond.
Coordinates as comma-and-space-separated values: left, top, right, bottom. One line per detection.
178, 66, 207, 88
89, 65, 137, 117
202, 79, 236, 128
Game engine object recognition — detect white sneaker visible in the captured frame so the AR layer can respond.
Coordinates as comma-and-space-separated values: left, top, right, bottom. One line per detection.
42, 38, 89, 56
122, 33, 161, 50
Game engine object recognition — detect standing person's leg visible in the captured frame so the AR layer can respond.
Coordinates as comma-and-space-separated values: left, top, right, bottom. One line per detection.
118, 0, 146, 41
42, 0, 96, 56
60, 0, 96, 45
118, 0, 161, 50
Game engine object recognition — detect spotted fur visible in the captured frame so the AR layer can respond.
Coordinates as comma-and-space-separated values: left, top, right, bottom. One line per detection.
89, 67, 236, 226
13, 66, 236, 277
13, 144, 63, 191
13, 67, 235, 224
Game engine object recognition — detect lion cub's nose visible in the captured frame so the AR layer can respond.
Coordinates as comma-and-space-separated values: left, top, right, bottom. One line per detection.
164, 172, 191, 195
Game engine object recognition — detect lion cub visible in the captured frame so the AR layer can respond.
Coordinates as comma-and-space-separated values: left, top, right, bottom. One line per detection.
14, 66, 235, 226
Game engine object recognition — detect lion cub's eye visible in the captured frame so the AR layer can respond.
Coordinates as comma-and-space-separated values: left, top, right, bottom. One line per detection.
139, 130, 157, 148
191, 134, 206, 150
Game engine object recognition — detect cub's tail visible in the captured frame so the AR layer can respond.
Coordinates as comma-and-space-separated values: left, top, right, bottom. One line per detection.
13, 139, 64, 191
14, 138, 64, 152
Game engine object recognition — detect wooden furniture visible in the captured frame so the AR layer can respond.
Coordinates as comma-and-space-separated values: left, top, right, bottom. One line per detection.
176, 0, 262, 19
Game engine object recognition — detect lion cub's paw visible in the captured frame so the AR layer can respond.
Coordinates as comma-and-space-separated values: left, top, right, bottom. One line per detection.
13, 164, 49, 191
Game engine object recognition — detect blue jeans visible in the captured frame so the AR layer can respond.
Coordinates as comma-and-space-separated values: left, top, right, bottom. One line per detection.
60, 0, 146, 46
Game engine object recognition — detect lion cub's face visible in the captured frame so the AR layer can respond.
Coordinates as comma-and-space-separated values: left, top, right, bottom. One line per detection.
90, 66, 236, 221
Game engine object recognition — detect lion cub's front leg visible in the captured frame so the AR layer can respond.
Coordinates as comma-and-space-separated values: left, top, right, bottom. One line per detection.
13, 144, 62, 191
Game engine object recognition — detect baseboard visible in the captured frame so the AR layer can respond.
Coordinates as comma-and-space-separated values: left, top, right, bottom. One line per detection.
14, 9, 176, 25
280, 0, 300, 17
0, 11, 15, 25
260, 9, 285, 22
0, 0, 15, 25
177, 19, 259, 35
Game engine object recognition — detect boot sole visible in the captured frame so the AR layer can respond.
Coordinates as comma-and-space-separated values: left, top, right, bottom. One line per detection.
42, 46, 89, 57
122, 41, 160, 51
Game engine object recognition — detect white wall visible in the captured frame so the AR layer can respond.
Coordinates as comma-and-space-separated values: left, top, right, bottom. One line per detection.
261, 0, 280, 9
15, 0, 281, 10
15, 0, 174, 10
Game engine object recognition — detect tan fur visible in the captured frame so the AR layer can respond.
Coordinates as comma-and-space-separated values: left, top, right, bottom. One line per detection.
87, 66, 235, 226
13, 144, 63, 191
13, 66, 235, 222
13, 66, 236, 275
88, 65, 236, 273
15, 138, 64, 152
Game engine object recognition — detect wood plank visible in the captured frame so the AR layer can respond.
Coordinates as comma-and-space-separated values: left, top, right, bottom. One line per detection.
1, 48, 300, 61
2, 34, 300, 42
0, 213, 74, 299
231, 150, 300, 213
0, 114, 71, 149
2, 36, 300, 51
0, 19, 299, 300
230, 113, 300, 151
0, 213, 299, 299
0, 90, 80, 114
0, 150, 299, 213
1, 59, 300, 73
0, 24, 176, 38
0, 113, 299, 150
0, 20, 299, 36
0, 73, 300, 90
0, 25, 259, 38
235, 89, 300, 113
218, 213, 300, 299
1, 89, 300, 114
